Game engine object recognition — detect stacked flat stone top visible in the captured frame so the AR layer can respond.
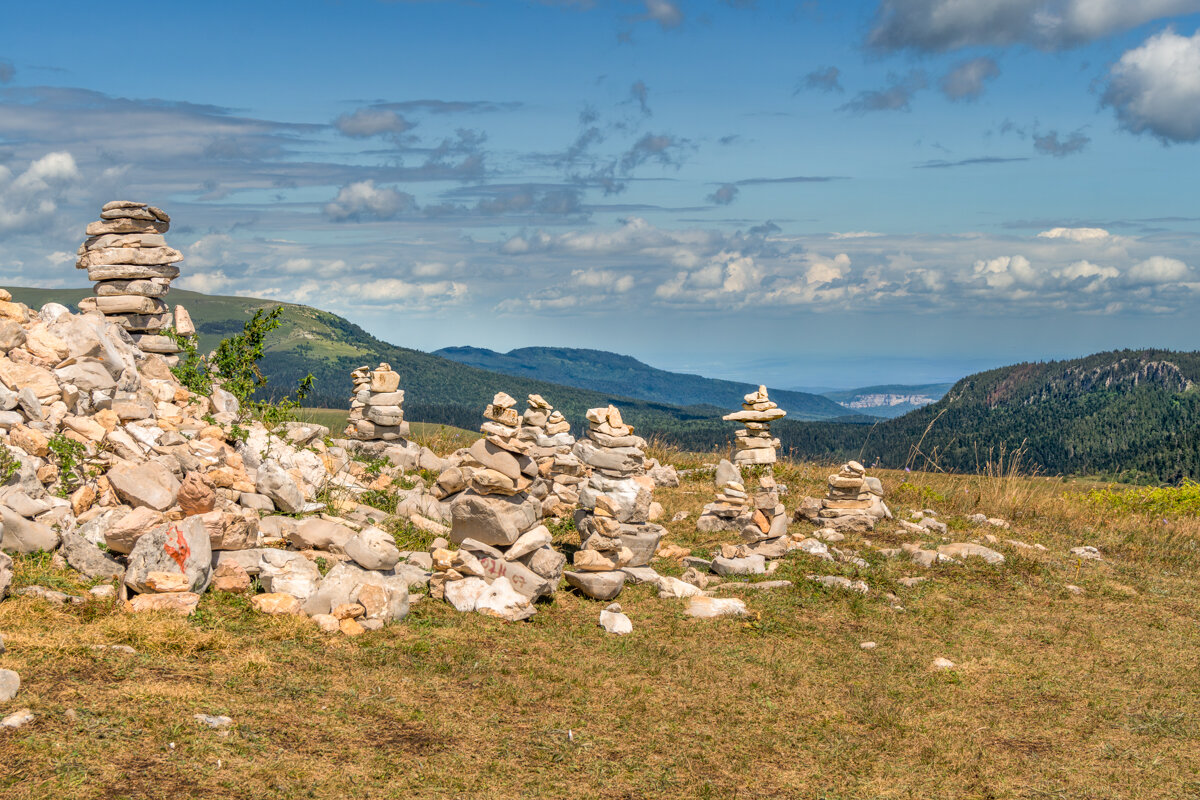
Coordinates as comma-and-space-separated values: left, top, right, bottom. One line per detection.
435, 393, 566, 617
516, 394, 587, 517
75, 201, 193, 357
696, 459, 749, 532
818, 460, 890, 527
722, 385, 785, 466
566, 405, 664, 600
346, 363, 410, 442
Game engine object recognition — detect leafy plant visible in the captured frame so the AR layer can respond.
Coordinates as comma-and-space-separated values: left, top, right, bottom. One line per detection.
166, 306, 314, 426
46, 433, 91, 498
0, 445, 19, 485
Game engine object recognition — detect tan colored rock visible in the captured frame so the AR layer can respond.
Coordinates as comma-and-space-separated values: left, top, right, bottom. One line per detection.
210, 561, 251, 593
144, 571, 190, 593
312, 613, 339, 633
338, 617, 366, 636
0, 359, 59, 401
251, 593, 303, 615
177, 472, 216, 516
70, 485, 97, 516
10, 425, 49, 458
128, 592, 200, 615
332, 602, 365, 620
104, 506, 167, 554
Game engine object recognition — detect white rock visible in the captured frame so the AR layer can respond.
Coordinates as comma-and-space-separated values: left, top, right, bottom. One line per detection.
443, 577, 488, 613
194, 714, 233, 729
1, 708, 33, 729
685, 596, 747, 619
1070, 545, 1102, 561
599, 608, 633, 635
930, 657, 956, 671
473, 576, 535, 622
860, 641, 877, 650
0, 669, 19, 702
656, 575, 704, 598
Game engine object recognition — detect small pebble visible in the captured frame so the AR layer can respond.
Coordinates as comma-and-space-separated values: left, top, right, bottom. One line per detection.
194, 714, 233, 729
860, 641, 877, 650
1, 708, 34, 729
1065, 584, 1083, 595
931, 657, 956, 671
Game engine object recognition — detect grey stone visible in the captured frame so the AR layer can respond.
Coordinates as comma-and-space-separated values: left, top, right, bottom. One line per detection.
258, 551, 321, 599
619, 565, 660, 584
518, 546, 566, 582
344, 526, 401, 571
619, 525, 663, 568
0, 504, 60, 554
54, 359, 116, 392
289, 518, 355, 553
302, 562, 410, 621
476, 555, 554, 600
255, 462, 304, 514
504, 525, 552, 561
938, 542, 1005, 565
0, 551, 11, 599
124, 517, 212, 594
565, 570, 625, 600
711, 554, 767, 576
599, 608, 632, 635
60, 530, 124, 580
714, 459, 740, 487
0, 321, 25, 352
16, 388, 41, 420
106, 461, 180, 511
449, 490, 541, 547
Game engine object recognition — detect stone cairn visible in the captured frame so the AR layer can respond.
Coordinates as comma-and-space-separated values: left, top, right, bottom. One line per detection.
514, 394, 588, 518
75, 201, 193, 359
696, 459, 749, 533
345, 363, 409, 442
695, 459, 792, 576
796, 460, 890, 532
431, 393, 566, 620
565, 404, 664, 601
721, 385, 785, 466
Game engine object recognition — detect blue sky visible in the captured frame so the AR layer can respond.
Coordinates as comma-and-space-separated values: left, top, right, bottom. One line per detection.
2, 0, 1199, 388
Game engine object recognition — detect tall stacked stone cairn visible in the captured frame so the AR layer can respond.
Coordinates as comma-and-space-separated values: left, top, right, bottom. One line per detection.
345, 363, 409, 442
795, 460, 890, 532
514, 394, 588, 517
565, 404, 664, 601
75, 201, 193, 359
694, 460, 792, 576
722, 385, 785, 465
431, 393, 565, 620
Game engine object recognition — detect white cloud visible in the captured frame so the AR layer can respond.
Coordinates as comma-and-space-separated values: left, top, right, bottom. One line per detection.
940, 57, 1000, 101
1103, 27, 1200, 143
324, 180, 416, 222
572, 269, 635, 292
805, 253, 851, 285
1037, 227, 1111, 242
1129, 256, 1190, 282
971, 255, 1038, 289
177, 269, 235, 295
0, 151, 81, 232
831, 231, 883, 239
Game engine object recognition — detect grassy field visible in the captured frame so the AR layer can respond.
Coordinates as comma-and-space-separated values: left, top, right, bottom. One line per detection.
2, 451, 1199, 799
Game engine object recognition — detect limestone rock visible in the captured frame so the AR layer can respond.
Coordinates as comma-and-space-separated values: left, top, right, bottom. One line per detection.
255, 462, 304, 513
686, 596, 747, 618
0, 504, 60, 554
565, 570, 625, 600
60, 530, 124, 580
128, 592, 200, 615
344, 526, 401, 571
106, 461, 180, 511
124, 517, 212, 594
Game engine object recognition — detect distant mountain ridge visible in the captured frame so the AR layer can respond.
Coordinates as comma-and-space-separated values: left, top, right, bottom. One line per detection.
821, 382, 953, 418
433, 345, 856, 421
785, 350, 1200, 483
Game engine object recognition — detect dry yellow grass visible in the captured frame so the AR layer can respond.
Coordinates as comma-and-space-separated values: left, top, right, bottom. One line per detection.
2, 450, 1199, 799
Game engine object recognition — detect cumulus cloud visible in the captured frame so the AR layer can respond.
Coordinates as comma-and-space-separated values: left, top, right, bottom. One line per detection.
1038, 227, 1110, 242
1102, 27, 1200, 143
573, 269, 635, 292
641, 0, 684, 29
799, 66, 843, 93
0, 151, 81, 232
334, 107, 414, 138
940, 57, 1000, 101
708, 184, 739, 205
176, 269, 236, 295
840, 71, 927, 113
324, 180, 416, 221
1034, 129, 1090, 157
1129, 255, 1190, 282
868, 0, 1200, 52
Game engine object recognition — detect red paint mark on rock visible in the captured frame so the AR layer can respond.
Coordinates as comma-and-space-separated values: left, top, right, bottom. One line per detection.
164, 524, 191, 573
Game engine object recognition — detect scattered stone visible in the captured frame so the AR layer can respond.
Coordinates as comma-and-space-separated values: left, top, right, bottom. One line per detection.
128, 592, 201, 615
1, 708, 34, 729
194, 714, 233, 729
1065, 584, 1084, 595
806, 574, 869, 594
685, 595, 748, 619
1070, 546, 1102, 561
251, 593, 304, 615
937, 542, 1005, 565
930, 657, 956, 671
599, 604, 633, 635
860, 641, 877, 650
0, 669, 19, 702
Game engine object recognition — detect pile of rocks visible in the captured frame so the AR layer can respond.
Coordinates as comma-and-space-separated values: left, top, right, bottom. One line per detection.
0, 288, 427, 633
565, 405, 663, 600
514, 394, 587, 517
431, 393, 565, 620
796, 460, 890, 532
696, 459, 749, 532
721, 385, 785, 466
345, 363, 410, 443
74, 202, 193, 359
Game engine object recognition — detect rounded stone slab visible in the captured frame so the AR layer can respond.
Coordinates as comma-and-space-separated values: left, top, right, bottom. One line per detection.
94, 279, 170, 298
77, 246, 183, 268
83, 233, 168, 251
565, 569, 625, 600
86, 264, 180, 281
94, 295, 167, 315
722, 408, 787, 422
86, 218, 169, 236
130, 334, 182, 354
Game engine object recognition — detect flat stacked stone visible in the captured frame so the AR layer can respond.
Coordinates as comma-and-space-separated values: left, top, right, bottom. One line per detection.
814, 460, 890, 531
696, 459, 749, 533
74, 201, 192, 357
433, 393, 566, 614
515, 394, 587, 517
722, 385, 785, 466
565, 404, 664, 600
345, 363, 410, 441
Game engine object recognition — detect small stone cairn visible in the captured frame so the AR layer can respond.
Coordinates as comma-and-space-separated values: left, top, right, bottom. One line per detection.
345, 363, 409, 442
432, 393, 566, 619
75, 201, 193, 358
722, 385, 785, 465
696, 459, 749, 533
797, 460, 890, 532
515, 394, 588, 517
697, 460, 792, 576
565, 405, 664, 600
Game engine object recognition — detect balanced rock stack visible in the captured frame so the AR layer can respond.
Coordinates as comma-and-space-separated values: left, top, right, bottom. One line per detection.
345, 364, 409, 442
696, 459, 750, 532
515, 394, 587, 517
433, 393, 566, 619
722, 385, 785, 466
807, 460, 890, 531
565, 405, 664, 600
75, 201, 193, 358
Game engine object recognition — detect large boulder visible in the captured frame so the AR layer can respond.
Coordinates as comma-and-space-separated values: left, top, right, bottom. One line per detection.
0, 504, 60, 554
289, 518, 355, 553
258, 550, 322, 600
255, 462, 304, 513
106, 461, 180, 511
124, 517, 212, 594
103, 506, 165, 554
60, 530, 124, 580
302, 562, 410, 622
344, 527, 401, 571
449, 490, 541, 547
564, 570, 625, 601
